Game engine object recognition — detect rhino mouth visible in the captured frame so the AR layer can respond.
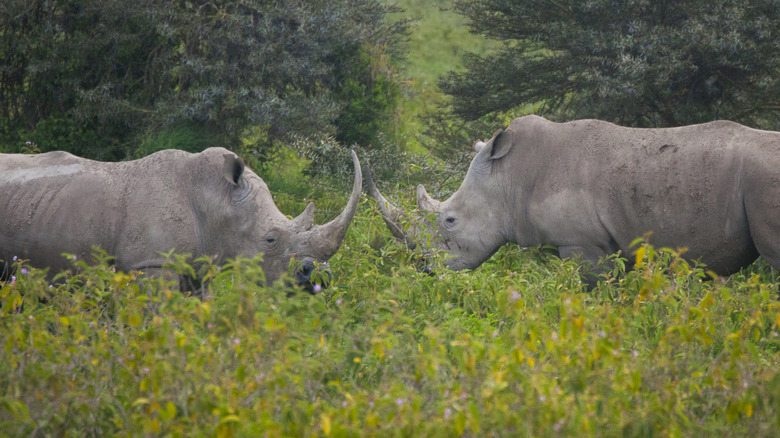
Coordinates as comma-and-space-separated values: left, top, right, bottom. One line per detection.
292, 258, 331, 293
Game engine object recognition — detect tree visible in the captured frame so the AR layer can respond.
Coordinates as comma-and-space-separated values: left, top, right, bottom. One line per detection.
0, 0, 407, 159
442, 0, 780, 129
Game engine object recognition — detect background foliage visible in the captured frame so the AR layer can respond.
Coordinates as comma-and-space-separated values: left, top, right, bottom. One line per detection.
443, 0, 780, 129
0, 0, 406, 160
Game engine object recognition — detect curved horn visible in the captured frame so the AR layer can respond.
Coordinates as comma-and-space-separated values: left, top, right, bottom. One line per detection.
363, 164, 417, 248
309, 150, 363, 258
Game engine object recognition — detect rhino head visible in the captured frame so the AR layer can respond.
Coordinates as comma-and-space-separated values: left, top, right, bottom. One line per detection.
208, 149, 363, 290
365, 130, 514, 272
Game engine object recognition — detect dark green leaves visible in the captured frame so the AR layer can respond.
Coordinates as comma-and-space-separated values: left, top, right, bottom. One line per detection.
0, 0, 407, 159
445, 0, 780, 129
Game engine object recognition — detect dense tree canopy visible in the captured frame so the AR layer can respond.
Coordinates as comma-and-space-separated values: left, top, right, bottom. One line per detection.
0, 0, 406, 159
443, 0, 780, 129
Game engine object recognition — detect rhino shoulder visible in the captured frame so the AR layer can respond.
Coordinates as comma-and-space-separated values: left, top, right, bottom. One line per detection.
508, 114, 550, 130
508, 114, 615, 132
197, 147, 235, 158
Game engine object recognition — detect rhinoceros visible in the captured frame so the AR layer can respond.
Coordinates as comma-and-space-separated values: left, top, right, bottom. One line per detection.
0, 147, 362, 290
366, 115, 780, 285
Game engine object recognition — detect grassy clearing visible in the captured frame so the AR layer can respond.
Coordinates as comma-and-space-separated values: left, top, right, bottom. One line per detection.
2, 199, 779, 436
388, 0, 499, 152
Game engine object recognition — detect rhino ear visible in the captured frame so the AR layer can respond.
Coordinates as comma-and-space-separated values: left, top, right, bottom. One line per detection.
485, 129, 513, 161
222, 154, 245, 186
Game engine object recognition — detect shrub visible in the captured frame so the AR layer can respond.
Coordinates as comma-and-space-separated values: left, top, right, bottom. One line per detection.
1, 213, 779, 436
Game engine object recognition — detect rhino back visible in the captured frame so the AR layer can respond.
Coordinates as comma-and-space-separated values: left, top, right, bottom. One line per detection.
0, 149, 199, 272
512, 117, 773, 274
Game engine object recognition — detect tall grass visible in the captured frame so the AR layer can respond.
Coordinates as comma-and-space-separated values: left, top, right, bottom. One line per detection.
2, 202, 779, 436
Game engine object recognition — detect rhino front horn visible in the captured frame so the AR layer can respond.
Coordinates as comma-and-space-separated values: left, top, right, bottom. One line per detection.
363, 163, 417, 249
309, 150, 363, 258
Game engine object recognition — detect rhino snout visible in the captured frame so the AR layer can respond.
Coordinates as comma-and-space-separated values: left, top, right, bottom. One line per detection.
294, 257, 331, 293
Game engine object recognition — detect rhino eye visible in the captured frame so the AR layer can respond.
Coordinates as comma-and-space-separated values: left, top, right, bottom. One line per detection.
444, 217, 456, 225
266, 237, 277, 244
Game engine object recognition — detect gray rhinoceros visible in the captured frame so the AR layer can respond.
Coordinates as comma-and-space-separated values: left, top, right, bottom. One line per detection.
0, 147, 362, 290
366, 115, 780, 284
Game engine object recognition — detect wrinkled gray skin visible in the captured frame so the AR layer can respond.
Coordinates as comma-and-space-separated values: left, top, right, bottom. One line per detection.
0, 147, 362, 290
367, 115, 780, 285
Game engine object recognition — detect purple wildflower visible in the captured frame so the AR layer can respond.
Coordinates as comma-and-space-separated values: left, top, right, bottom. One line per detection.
313, 283, 322, 293
20, 268, 28, 275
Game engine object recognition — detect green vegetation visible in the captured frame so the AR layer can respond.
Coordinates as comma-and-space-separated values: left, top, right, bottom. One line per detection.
444, 0, 780, 129
0, 0, 406, 160
3, 1, 780, 436
2, 204, 779, 436
388, 0, 498, 152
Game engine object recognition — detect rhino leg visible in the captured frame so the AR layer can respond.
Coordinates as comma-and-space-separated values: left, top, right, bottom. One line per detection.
132, 267, 204, 297
558, 245, 609, 289
0, 261, 10, 283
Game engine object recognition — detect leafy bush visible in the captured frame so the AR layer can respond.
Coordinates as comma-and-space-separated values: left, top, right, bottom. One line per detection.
0, 0, 408, 160
444, 0, 780, 129
2, 207, 779, 437
334, 46, 401, 149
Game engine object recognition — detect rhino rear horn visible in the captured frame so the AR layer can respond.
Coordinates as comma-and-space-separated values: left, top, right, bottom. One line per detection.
293, 202, 315, 231
416, 185, 442, 212
309, 150, 363, 258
